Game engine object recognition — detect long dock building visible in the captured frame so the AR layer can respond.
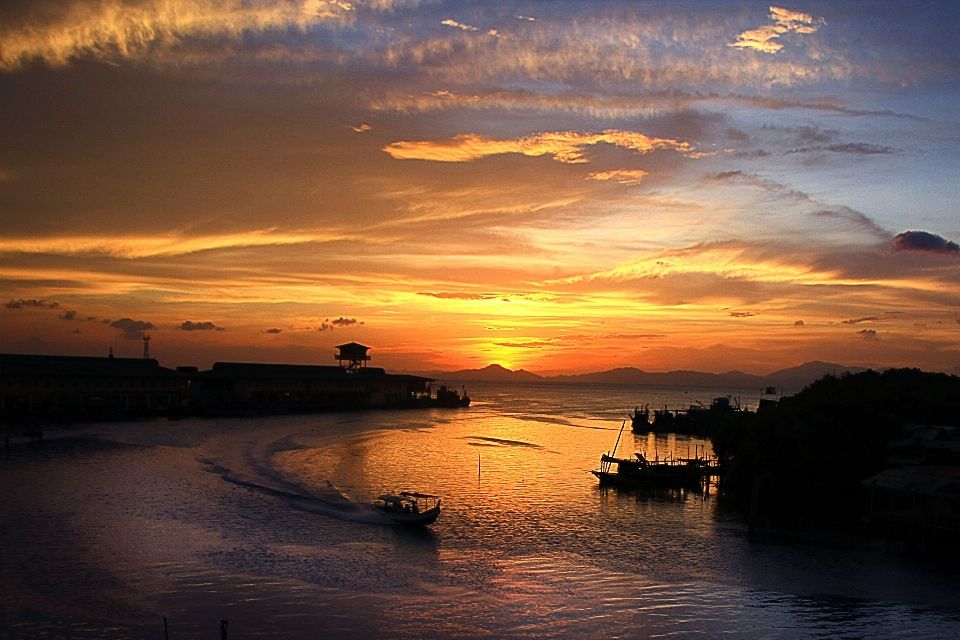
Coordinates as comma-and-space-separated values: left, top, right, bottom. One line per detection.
1, 343, 434, 422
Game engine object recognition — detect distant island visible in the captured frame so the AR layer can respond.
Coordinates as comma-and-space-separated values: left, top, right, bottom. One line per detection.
403, 360, 870, 393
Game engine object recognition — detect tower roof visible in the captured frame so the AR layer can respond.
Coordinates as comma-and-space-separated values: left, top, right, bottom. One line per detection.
335, 342, 369, 351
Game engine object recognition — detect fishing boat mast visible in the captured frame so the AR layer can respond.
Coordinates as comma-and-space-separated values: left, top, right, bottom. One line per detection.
601, 420, 626, 474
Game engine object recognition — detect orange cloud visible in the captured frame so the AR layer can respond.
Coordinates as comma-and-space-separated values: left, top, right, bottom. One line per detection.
730, 6, 825, 54
383, 130, 694, 164
441, 19, 478, 32
586, 170, 648, 185
0, 229, 355, 259
0, 0, 355, 70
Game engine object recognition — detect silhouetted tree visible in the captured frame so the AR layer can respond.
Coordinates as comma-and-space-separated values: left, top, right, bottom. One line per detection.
715, 368, 960, 527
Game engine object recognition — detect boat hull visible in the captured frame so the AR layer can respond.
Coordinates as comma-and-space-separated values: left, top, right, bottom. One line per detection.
379, 504, 441, 525
591, 467, 708, 488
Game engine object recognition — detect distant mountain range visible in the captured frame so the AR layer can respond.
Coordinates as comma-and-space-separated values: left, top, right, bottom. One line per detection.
403, 361, 870, 393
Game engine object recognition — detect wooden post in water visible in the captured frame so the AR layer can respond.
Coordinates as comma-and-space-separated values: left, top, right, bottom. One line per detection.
220, 619, 228, 640
163, 617, 168, 640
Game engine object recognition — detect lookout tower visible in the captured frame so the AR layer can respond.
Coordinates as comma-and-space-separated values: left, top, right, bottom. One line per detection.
335, 342, 371, 371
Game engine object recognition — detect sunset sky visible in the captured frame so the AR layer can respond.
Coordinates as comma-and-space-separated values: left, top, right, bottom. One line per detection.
1, 1, 959, 375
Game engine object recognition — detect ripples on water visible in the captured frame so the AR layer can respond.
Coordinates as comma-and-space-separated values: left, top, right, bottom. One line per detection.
2, 381, 959, 638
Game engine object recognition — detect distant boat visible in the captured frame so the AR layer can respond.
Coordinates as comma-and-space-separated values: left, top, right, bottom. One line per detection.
629, 404, 650, 432
375, 491, 441, 525
758, 386, 781, 412
651, 396, 742, 434
435, 384, 470, 408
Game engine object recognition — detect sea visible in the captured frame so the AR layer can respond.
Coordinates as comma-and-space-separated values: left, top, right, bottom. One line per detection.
2, 381, 959, 639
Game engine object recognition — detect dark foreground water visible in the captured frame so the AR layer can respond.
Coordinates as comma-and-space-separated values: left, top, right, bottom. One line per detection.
2, 382, 959, 639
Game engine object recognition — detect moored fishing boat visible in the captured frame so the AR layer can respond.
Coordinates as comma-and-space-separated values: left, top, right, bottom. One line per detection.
375, 491, 442, 525
592, 452, 710, 487
435, 384, 471, 408
591, 420, 719, 488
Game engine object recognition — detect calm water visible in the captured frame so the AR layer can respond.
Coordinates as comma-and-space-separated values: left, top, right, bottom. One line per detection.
2, 381, 959, 639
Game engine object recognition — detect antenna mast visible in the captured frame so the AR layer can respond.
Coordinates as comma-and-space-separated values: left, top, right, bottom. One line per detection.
142, 335, 151, 359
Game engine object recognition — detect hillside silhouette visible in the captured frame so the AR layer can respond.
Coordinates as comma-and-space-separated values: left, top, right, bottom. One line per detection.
412, 360, 869, 391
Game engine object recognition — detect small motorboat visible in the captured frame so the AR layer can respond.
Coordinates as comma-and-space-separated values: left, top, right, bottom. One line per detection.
375, 491, 442, 525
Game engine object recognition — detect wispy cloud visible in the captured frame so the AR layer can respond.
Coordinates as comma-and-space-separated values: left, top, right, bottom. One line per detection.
824, 143, 896, 155
419, 292, 498, 300
788, 143, 896, 155
367, 90, 899, 121
384, 130, 694, 164
0, 0, 357, 71
6, 299, 59, 309
0, 229, 354, 259
495, 341, 549, 349
811, 207, 891, 241
555, 243, 819, 287
708, 170, 891, 241
730, 6, 825, 54
0, 1, 856, 92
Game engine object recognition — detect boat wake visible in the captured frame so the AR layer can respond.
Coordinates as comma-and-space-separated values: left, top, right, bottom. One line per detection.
194, 422, 396, 525
217, 472, 392, 524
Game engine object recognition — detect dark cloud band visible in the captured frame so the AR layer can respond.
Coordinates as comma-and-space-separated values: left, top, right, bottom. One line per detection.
891, 231, 960, 255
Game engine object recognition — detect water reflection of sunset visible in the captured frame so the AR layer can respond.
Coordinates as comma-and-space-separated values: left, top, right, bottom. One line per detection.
276, 404, 718, 550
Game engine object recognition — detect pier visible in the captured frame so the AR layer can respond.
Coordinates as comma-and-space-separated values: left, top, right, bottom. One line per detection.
0, 344, 451, 424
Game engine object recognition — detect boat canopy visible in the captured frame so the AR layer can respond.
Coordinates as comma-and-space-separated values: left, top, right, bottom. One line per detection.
399, 491, 438, 499
378, 492, 438, 504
